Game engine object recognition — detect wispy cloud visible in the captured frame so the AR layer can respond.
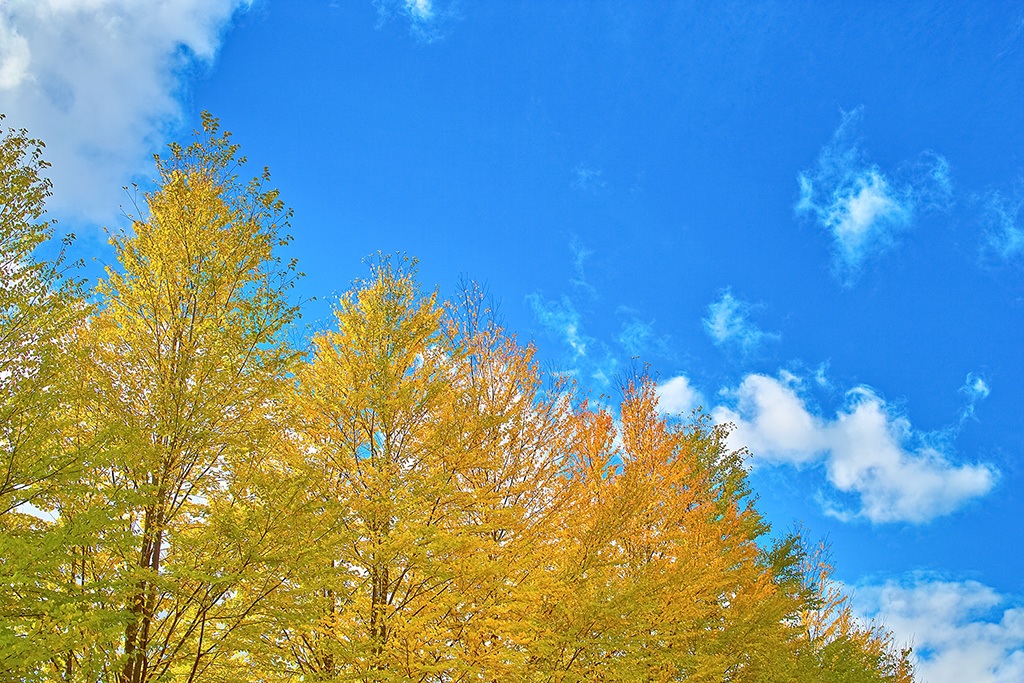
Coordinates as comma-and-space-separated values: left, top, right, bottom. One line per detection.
568, 237, 596, 297
796, 107, 952, 283
618, 318, 657, 357
528, 242, 683, 388
703, 289, 779, 356
855, 576, 1024, 683
979, 185, 1024, 262
572, 163, 608, 194
0, 0, 252, 224
712, 372, 997, 523
959, 372, 991, 426
375, 0, 459, 42
405, 0, 434, 21
525, 293, 589, 360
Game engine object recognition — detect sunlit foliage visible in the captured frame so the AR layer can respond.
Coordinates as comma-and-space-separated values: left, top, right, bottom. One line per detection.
0, 116, 914, 682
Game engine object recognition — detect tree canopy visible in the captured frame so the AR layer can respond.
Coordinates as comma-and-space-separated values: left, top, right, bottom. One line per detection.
0, 115, 914, 682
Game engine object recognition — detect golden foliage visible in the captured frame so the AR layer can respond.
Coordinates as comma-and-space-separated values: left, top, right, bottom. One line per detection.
0, 116, 915, 682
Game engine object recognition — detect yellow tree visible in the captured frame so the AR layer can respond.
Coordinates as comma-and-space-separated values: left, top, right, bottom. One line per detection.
263, 263, 913, 683
0, 115, 89, 680
526, 378, 912, 683
47, 114, 305, 683
265, 261, 574, 681
523, 381, 782, 681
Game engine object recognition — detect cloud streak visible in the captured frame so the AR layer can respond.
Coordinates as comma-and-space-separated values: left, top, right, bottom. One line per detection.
0, 0, 252, 224
712, 373, 997, 523
703, 289, 779, 356
980, 185, 1024, 262
959, 372, 991, 426
796, 107, 952, 283
525, 293, 589, 361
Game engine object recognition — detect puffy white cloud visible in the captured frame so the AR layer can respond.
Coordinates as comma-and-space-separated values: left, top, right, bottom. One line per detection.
713, 373, 997, 523
703, 289, 779, 355
655, 375, 704, 416
796, 107, 952, 283
856, 577, 1024, 683
0, 0, 252, 224
712, 373, 825, 465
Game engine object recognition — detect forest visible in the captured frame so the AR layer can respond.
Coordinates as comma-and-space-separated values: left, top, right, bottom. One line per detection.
1, 114, 916, 682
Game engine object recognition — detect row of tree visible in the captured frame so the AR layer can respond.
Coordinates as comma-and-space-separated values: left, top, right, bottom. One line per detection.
0, 115, 915, 682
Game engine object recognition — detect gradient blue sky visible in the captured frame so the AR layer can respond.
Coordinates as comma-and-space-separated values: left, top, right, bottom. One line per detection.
1, 1, 1021, 679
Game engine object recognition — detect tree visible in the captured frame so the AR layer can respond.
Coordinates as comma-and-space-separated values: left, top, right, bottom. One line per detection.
0, 115, 88, 680
261, 260, 576, 682
521, 380, 796, 681
263, 262, 914, 682
0, 115, 914, 682
42, 113, 305, 682
787, 537, 914, 682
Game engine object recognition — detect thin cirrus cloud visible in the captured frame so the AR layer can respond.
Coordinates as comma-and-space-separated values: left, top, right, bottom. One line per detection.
854, 576, 1024, 683
525, 292, 622, 387
618, 317, 671, 359
703, 289, 780, 356
373, 0, 458, 42
796, 106, 952, 284
707, 372, 997, 524
527, 292, 677, 389
0, 0, 254, 225
959, 372, 991, 426
980, 185, 1023, 262
571, 163, 608, 194
525, 293, 590, 361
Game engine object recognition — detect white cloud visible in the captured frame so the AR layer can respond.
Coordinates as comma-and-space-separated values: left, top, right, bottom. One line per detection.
568, 237, 596, 296
616, 310, 674, 361
655, 375, 704, 416
0, 0, 251, 224
703, 289, 779, 355
825, 170, 911, 267
713, 374, 825, 465
962, 373, 991, 402
855, 577, 1024, 683
797, 107, 951, 283
618, 319, 654, 356
405, 0, 433, 21
959, 372, 991, 426
374, 0, 457, 42
712, 373, 997, 523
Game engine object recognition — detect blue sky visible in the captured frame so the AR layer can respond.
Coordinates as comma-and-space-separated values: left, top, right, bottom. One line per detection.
1, 1, 1021, 679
